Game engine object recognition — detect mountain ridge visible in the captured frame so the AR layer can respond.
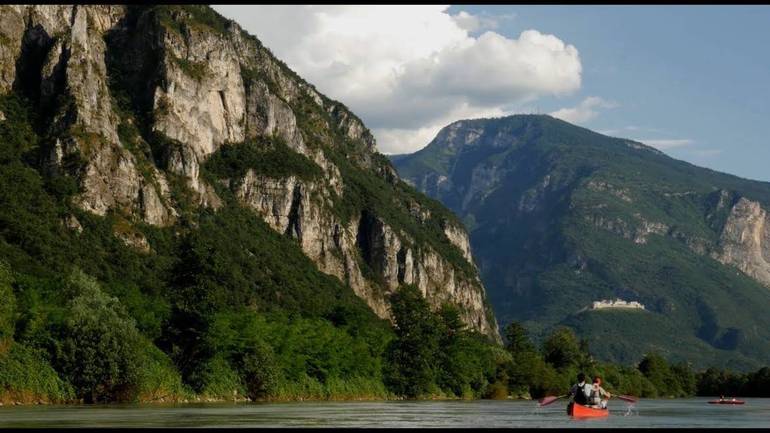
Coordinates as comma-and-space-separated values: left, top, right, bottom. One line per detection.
392, 113, 770, 369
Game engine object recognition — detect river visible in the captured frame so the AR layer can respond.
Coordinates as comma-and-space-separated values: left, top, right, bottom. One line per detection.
0, 398, 768, 428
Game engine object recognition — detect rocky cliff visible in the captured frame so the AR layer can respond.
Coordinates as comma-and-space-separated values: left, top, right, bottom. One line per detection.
0, 5, 497, 339
714, 197, 770, 287
393, 114, 770, 368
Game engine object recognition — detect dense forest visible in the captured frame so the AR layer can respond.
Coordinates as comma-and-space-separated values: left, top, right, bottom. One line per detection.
4, 260, 769, 404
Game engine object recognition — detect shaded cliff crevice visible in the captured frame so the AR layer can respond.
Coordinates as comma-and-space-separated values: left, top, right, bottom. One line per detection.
396, 247, 407, 285
356, 209, 384, 276
284, 182, 303, 240
13, 24, 53, 106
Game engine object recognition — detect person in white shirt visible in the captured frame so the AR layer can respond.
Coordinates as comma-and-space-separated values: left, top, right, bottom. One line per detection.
568, 373, 593, 406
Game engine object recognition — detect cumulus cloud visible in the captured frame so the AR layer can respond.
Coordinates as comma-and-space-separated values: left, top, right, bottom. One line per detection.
550, 96, 618, 124
376, 103, 509, 155
450, 11, 514, 33
452, 11, 492, 32
212, 5, 582, 153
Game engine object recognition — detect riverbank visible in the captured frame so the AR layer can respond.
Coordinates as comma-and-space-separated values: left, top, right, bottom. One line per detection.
0, 388, 534, 407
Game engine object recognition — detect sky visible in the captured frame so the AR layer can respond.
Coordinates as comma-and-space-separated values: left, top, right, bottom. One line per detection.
212, 5, 770, 182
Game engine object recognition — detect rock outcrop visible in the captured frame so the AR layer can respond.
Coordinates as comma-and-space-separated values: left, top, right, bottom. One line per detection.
234, 170, 495, 336
714, 197, 770, 287
1, 5, 176, 226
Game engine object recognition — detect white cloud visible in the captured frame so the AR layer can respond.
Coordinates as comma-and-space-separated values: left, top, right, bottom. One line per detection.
212, 5, 582, 153
450, 10, 513, 33
451, 11, 492, 33
374, 103, 509, 155
550, 96, 618, 124
598, 126, 639, 136
641, 139, 695, 150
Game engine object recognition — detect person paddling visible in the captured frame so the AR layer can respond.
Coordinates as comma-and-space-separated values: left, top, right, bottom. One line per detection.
589, 376, 611, 409
568, 373, 592, 407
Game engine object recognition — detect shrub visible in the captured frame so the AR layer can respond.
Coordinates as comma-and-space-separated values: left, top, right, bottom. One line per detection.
0, 261, 15, 343
0, 343, 74, 404
55, 270, 145, 402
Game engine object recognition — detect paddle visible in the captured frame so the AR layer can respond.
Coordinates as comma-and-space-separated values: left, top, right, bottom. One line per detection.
616, 394, 638, 403
538, 394, 568, 407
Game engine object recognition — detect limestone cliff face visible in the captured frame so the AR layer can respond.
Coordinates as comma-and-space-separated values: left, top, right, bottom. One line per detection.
0, 5, 498, 338
1, 5, 175, 226
233, 170, 495, 336
714, 197, 770, 287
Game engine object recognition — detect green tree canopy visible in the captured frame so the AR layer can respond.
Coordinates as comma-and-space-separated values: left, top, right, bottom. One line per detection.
0, 262, 15, 344
55, 270, 144, 402
542, 327, 582, 370
503, 321, 536, 355
383, 285, 440, 398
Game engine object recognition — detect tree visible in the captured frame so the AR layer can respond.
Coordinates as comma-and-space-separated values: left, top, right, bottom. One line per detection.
503, 321, 546, 396
0, 262, 15, 344
235, 340, 279, 400
504, 321, 535, 354
671, 362, 697, 396
55, 270, 144, 402
638, 352, 681, 397
434, 304, 497, 398
745, 367, 770, 397
383, 285, 440, 398
542, 327, 582, 370
203, 312, 279, 400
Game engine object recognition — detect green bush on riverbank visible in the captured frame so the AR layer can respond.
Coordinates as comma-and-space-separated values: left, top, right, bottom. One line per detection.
0, 343, 74, 404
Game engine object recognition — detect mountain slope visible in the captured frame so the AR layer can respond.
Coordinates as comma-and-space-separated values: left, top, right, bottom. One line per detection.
0, 4, 496, 337
0, 5, 499, 402
392, 114, 770, 369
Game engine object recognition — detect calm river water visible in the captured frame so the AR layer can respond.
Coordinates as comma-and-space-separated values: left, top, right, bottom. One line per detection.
0, 398, 768, 428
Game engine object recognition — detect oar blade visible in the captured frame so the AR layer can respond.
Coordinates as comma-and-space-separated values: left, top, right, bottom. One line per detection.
617, 395, 638, 403
538, 395, 561, 407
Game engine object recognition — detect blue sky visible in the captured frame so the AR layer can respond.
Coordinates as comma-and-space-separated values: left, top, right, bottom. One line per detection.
450, 5, 770, 182
216, 6, 770, 182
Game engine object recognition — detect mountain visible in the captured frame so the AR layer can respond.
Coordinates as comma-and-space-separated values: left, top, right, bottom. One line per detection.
0, 5, 497, 402
392, 114, 770, 370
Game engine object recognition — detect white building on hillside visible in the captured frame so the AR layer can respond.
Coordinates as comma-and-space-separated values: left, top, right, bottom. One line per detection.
591, 298, 645, 310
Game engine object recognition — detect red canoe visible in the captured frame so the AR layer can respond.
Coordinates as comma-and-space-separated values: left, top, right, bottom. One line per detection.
708, 399, 745, 405
567, 402, 610, 418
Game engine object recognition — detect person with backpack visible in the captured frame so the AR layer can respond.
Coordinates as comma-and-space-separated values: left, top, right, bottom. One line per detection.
568, 372, 592, 407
